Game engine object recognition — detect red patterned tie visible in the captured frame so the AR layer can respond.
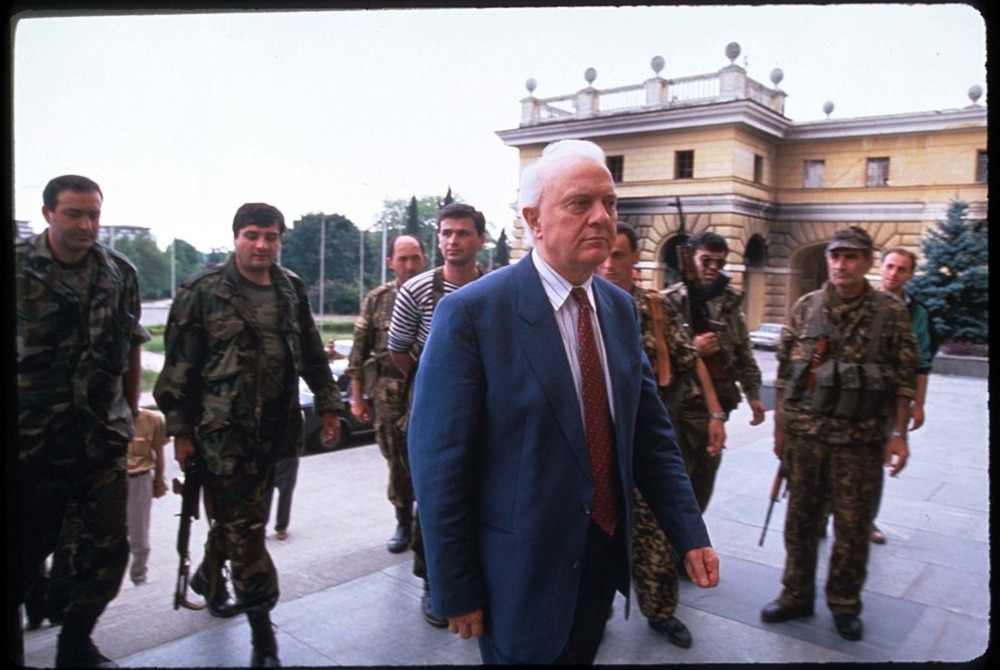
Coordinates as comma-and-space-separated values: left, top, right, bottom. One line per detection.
571, 287, 618, 536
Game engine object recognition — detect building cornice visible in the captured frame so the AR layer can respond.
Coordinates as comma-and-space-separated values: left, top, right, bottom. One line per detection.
619, 194, 987, 223
496, 100, 792, 147
497, 103, 987, 148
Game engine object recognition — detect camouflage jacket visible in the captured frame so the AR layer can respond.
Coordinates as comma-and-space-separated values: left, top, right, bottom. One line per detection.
630, 285, 702, 409
345, 281, 402, 392
153, 256, 341, 475
16, 232, 148, 463
663, 282, 762, 410
776, 282, 917, 444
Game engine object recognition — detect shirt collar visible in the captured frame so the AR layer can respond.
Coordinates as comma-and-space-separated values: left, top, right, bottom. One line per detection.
531, 250, 595, 311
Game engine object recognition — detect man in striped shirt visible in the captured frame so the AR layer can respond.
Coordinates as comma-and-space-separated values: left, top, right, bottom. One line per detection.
386, 201, 486, 627
387, 202, 486, 375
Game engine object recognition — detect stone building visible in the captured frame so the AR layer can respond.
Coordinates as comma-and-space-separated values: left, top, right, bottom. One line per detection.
496, 43, 988, 328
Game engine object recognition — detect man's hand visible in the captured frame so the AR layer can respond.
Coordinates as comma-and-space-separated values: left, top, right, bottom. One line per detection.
321, 413, 342, 448
684, 547, 720, 588
692, 332, 721, 357
908, 401, 925, 431
885, 435, 909, 477
773, 423, 787, 460
447, 609, 484, 639
748, 399, 766, 426
174, 436, 196, 467
153, 478, 168, 499
351, 397, 373, 423
706, 418, 726, 458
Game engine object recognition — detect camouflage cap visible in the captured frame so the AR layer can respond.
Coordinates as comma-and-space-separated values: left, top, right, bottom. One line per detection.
827, 226, 874, 253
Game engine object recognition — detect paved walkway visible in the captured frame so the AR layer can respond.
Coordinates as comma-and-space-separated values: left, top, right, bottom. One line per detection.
24, 361, 991, 666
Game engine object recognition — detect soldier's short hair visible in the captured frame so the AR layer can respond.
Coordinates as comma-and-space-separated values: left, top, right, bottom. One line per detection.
881, 246, 917, 271
436, 202, 486, 236
617, 222, 639, 252
43, 175, 103, 210
232, 203, 286, 237
389, 235, 426, 258
688, 230, 728, 255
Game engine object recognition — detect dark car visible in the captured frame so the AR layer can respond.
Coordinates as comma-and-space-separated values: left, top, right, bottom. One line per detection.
299, 366, 375, 453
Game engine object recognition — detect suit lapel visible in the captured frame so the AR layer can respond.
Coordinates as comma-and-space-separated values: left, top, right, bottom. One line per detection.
592, 278, 638, 467
513, 256, 591, 476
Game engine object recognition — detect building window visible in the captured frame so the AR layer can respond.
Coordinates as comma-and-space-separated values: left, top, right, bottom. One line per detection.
606, 155, 624, 183
675, 150, 694, 179
803, 160, 825, 188
976, 150, 988, 183
866, 157, 890, 187
753, 154, 764, 184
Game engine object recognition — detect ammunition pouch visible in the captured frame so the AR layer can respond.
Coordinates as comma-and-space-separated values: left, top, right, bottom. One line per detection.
792, 360, 890, 419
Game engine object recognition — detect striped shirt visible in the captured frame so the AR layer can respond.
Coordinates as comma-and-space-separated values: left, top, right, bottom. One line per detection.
387, 267, 462, 355
531, 251, 615, 422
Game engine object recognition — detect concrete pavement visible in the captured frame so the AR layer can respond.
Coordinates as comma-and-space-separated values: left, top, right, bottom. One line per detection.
24, 357, 991, 666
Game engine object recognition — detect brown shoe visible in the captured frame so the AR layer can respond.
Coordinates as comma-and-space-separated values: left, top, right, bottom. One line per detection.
276, 529, 289, 541
870, 525, 887, 544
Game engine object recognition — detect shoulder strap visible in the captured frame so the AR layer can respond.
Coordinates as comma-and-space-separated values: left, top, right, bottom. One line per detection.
430, 267, 446, 310
864, 292, 886, 362
646, 289, 673, 388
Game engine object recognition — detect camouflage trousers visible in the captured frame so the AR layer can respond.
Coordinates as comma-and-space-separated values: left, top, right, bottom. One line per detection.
671, 404, 723, 513
202, 461, 279, 613
630, 487, 680, 621
778, 434, 883, 615
373, 378, 415, 509
17, 444, 129, 618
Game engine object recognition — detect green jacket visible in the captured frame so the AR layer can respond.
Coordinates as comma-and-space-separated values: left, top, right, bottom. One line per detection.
663, 282, 763, 411
154, 257, 342, 475
17, 233, 147, 463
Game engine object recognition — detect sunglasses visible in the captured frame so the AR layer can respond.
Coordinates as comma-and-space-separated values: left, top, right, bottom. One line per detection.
698, 255, 726, 270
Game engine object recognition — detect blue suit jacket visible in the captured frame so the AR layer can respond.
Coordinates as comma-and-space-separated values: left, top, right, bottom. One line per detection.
408, 253, 710, 663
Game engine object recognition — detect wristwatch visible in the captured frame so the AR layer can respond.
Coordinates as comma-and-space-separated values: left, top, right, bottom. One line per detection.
709, 411, 727, 420
891, 429, 907, 441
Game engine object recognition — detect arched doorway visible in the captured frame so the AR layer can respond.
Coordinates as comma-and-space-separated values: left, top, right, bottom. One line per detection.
743, 234, 768, 329
788, 243, 828, 309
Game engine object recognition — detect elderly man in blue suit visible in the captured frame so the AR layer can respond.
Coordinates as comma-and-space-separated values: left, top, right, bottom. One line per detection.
408, 139, 720, 664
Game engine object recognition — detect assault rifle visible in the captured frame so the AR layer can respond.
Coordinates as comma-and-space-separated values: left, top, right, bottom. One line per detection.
173, 454, 206, 611
758, 461, 788, 547
673, 197, 731, 382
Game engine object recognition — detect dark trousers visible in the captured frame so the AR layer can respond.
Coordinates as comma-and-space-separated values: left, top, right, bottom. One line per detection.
478, 522, 624, 664
267, 456, 299, 531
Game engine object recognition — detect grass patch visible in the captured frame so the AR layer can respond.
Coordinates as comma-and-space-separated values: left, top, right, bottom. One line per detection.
140, 368, 159, 393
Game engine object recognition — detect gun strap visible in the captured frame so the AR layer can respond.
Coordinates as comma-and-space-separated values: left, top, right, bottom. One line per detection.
646, 290, 673, 388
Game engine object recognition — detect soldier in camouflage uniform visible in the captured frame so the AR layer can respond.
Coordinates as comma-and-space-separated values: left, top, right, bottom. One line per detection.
346, 235, 427, 554
154, 203, 342, 667
14, 175, 148, 668
597, 223, 726, 649
664, 231, 766, 512
760, 226, 917, 642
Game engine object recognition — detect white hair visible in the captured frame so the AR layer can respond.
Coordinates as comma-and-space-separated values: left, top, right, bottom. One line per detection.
518, 139, 608, 247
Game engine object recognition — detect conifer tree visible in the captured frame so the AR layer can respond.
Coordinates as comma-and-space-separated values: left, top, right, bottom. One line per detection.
908, 200, 988, 345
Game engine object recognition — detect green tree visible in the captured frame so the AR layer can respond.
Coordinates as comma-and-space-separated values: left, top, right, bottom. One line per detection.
405, 196, 421, 237
494, 229, 510, 267
169, 239, 208, 293
282, 212, 365, 314
113, 232, 171, 300
376, 195, 442, 269
908, 200, 988, 345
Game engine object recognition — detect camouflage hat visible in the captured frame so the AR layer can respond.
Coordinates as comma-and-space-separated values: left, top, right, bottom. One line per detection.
827, 226, 874, 253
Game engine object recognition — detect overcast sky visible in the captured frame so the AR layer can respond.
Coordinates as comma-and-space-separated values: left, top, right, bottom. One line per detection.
11, 4, 987, 253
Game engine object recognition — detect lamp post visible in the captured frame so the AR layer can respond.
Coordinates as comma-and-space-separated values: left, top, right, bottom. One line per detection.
318, 214, 326, 319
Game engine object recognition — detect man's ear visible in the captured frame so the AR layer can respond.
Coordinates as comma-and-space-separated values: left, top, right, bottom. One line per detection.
522, 207, 539, 236
42, 206, 53, 225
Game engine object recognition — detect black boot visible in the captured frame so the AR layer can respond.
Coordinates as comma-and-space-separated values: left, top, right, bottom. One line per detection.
387, 505, 413, 554
248, 611, 281, 667
55, 604, 118, 668
190, 562, 243, 618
